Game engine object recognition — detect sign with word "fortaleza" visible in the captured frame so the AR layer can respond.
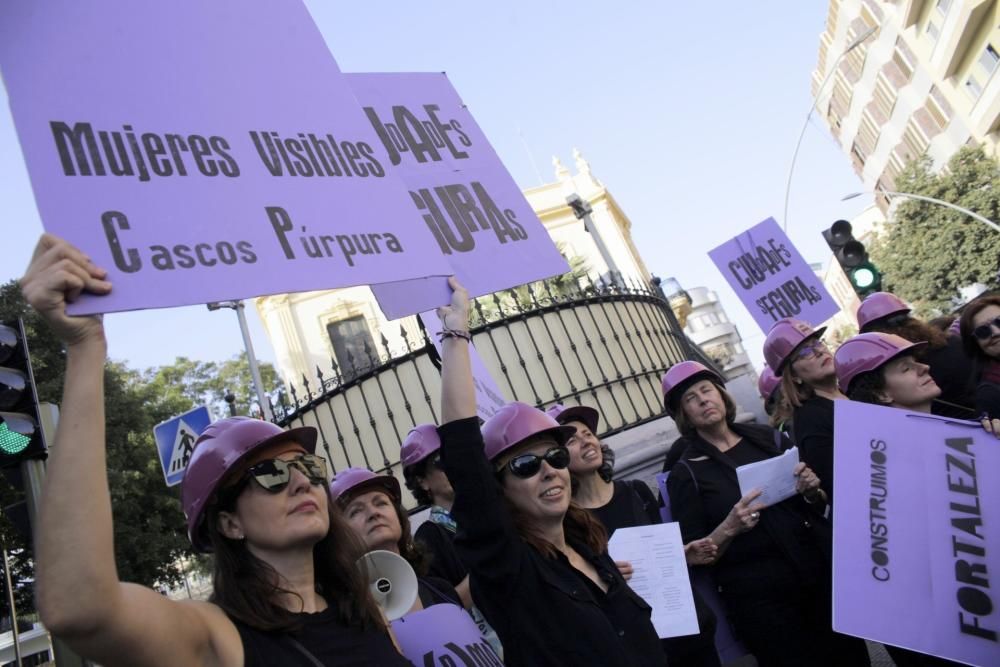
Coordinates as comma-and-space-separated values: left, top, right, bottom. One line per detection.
833, 402, 999, 666
0, 0, 451, 315
708, 217, 839, 334
352, 72, 569, 320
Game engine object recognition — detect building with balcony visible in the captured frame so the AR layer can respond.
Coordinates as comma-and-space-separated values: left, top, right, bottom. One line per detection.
813, 0, 1000, 209
682, 287, 755, 381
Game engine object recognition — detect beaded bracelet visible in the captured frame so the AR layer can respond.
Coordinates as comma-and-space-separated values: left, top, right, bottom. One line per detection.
437, 327, 472, 342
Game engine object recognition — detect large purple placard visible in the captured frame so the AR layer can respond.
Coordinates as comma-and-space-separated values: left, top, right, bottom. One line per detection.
349, 72, 569, 319
0, 0, 450, 314
833, 401, 999, 666
391, 603, 502, 666
708, 217, 839, 333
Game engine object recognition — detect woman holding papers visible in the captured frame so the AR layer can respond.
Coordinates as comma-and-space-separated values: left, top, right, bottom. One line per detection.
26, 234, 408, 667
837, 331, 1000, 437
550, 402, 721, 667
763, 318, 845, 506
436, 277, 665, 666
662, 360, 870, 667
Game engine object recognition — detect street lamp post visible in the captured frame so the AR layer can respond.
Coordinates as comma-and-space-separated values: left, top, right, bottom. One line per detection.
206, 300, 273, 421
842, 191, 1000, 234
783, 25, 878, 232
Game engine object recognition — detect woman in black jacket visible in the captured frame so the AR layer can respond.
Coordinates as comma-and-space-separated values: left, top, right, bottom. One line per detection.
436, 277, 665, 667
662, 360, 870, 667
550, 403, 721, 666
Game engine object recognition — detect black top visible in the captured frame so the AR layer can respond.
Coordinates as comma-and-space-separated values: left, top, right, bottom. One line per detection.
415, 520, 467, 586
439, 417, 665, 667
975, 381, 1000, 419
921, 336, 977, 419
792, 395, 837, 506
417, 575, 461, 608
665, 422, 830, 598
230, 607, 409, 667
588, 480, 661, 537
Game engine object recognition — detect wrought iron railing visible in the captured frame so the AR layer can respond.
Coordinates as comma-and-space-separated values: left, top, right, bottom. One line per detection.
270, 276, 703, 497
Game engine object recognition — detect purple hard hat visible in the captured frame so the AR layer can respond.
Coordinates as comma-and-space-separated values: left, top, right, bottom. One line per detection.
834, 332, 927, 394
329, 467, 401, 506
857, 292, 911, 332
763, 318, 828, 374
757, 366, 781, 402
482, 402, 576, 462
400, 424, 441, 469
661, 361, 725, 414
545, 404, 600, 433
182, 417, 317, 553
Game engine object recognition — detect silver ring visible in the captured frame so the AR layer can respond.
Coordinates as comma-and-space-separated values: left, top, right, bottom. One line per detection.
750, 512, 760, 520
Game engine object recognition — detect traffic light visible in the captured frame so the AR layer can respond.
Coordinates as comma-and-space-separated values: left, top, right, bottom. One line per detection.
823, 219, 882, 297
0, 320, 46, 466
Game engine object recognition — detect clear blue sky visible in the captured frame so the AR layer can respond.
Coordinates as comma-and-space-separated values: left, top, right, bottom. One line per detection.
0, 1, 869, 374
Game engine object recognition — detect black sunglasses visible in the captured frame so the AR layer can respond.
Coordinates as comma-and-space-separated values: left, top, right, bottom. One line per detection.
231, 453, 329, 496
501, 446, 570, 479
972, 316, 1000, 341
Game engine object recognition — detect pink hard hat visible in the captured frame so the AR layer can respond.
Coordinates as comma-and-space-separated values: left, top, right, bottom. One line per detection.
857, 292, 911, 332
834, 332, 927, 394
482, 402, 576, 462
329, 467, 401, 506
545, 403, 600, 433
661, 361, 725, 414
757, 366, 781, 402
763, 318, 828, 374
400, 424, 441, 469
182, 417, 317, 552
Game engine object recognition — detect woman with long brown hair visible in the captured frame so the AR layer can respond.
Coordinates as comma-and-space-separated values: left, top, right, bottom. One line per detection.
436, 277, 664, 666
27, 234, 407, 667
959, 293, 1000, 420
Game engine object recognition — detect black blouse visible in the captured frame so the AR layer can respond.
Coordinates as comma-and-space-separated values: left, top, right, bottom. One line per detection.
439, 417, 665, 667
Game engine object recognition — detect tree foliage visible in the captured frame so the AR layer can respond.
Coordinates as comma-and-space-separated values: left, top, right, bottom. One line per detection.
869, 145, 1000, 316
0, 280, 278, 615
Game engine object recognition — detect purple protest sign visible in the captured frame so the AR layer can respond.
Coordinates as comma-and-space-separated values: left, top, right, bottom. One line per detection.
0, 1, 450, 314
347, 72, 569, 319
708, 218, 839, 333
421, 310, 508, 420
391, 603, 502, 666
833, 401, 1000, 666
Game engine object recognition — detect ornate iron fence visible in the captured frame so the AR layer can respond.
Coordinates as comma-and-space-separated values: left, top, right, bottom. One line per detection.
270, 276, 703, 500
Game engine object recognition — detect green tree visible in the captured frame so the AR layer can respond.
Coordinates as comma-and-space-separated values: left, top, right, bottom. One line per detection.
869, 145, 1000, 316
145, 353, 279, 419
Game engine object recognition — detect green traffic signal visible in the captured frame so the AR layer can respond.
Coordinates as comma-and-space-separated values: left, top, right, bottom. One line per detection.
849, 262, 882, 294
0, 421, 31, 455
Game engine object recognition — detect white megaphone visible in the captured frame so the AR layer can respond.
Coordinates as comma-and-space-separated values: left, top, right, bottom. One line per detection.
358, 550, 419, 621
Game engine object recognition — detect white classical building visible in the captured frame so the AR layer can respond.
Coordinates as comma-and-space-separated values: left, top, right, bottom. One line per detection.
255, 150, 654, 394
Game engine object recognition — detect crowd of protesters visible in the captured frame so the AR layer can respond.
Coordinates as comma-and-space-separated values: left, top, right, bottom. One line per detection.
21, 234, 1000, 666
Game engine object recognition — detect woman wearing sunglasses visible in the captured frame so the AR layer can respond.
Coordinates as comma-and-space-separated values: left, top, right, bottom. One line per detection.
435, 277, 665, 666
548, 403, 721, 666
763, 318, 844, 507
857, 292, 976, 418
329, 467, 461, 610
960, 294, 1000, 423
662, 360, 870, 667
26, 234, 407, 667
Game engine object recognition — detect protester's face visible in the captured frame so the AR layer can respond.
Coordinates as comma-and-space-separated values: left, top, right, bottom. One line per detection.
790, 337, 835, 386
565, 420, 602, 475
218, 441, 330, 552
972, 304, 1000, 359
880, 355, 941, 410
342, 490, 402, 553
498, 437, 571, 523
680, 380, 727, 429
417, 454, 454, 506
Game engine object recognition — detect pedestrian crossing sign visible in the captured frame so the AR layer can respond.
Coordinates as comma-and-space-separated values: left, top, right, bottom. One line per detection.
153, 406, 212, 487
